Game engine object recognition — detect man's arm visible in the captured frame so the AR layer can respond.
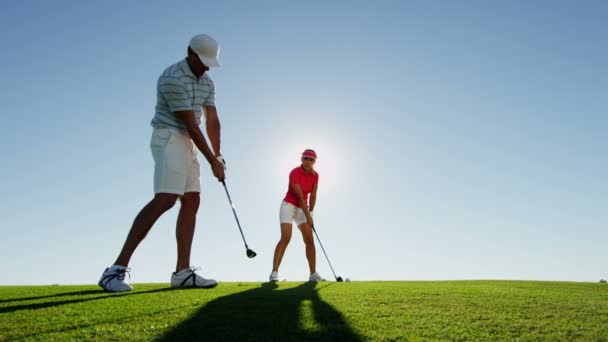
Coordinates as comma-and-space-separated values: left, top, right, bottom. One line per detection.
203, 105, 221, 157
176, 110, 225, 180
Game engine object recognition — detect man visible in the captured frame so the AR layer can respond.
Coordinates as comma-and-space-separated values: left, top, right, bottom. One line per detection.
99, 34, 226, 292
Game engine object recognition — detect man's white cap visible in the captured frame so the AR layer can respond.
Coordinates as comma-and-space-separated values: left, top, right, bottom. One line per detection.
189, 34, 220, 67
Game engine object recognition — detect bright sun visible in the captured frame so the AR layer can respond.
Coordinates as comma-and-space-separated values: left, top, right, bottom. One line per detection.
267, 109, 354, 195
272, 140, 343, 194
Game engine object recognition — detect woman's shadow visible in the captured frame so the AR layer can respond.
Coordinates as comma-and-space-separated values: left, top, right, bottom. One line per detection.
158, 281, 362, 341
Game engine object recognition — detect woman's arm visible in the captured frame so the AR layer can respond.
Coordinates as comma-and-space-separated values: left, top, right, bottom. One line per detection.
291, 184, 313, 226
309, 183, 318, 213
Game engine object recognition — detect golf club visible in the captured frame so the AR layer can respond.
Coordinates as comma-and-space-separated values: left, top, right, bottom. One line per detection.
220, 179, 257, 258
311, 225, 343, 282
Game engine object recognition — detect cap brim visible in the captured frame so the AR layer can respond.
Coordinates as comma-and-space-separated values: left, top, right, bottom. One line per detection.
199, 54, 220, 68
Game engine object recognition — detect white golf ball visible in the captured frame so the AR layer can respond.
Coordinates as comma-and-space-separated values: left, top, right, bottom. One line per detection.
345, 277, 351, 282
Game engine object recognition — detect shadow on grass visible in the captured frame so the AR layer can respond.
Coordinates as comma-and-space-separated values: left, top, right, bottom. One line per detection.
0, 287, 175, 314
0, 289, 102, 304
158, 281, 362, 341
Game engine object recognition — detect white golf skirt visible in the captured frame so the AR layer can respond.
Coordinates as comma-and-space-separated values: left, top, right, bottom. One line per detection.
279, 201, 307, 226
150, 127, 201, 195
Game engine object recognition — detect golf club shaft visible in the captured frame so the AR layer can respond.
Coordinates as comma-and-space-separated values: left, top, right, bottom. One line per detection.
221, 180, 249, 248
312, 226, 339, 280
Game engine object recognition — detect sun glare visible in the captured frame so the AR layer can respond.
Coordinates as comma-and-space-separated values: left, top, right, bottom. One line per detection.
272, 139, 343, 193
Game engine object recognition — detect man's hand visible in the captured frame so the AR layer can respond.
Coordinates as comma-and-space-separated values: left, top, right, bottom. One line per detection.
216, 155, 227, 170
211, 158, 225, 181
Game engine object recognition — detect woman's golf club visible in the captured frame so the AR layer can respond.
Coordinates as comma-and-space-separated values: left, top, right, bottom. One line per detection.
311, 225, 343, 282
220, 179, 257, 258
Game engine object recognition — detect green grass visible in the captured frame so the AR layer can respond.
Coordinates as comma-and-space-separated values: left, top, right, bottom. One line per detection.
1, 281, 607, 341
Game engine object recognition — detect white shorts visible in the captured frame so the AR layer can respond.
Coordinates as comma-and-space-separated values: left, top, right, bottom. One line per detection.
279, 201, 307, 226
150, 127, 201, 195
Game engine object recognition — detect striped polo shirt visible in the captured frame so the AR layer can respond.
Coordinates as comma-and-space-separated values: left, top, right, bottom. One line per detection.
151, 59, 216, 133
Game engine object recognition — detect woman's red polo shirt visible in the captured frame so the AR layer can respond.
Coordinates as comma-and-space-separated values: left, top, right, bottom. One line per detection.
284, 166, 319, 208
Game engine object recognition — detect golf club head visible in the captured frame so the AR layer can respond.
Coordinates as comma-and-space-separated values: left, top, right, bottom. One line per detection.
336, 276, 343, 282
246, 249, 257, 258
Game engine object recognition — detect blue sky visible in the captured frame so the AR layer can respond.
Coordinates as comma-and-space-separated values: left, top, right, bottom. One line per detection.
0, 1, 606, 285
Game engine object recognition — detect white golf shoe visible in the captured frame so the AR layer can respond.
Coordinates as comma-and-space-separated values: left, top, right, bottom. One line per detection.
171, 267, 218, 289
309, 272, 323, 282
98, 265, 133, 292
269, 271, 279, 282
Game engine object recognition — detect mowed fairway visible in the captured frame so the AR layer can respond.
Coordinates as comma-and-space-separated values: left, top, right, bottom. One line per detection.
1, 281, 607, 341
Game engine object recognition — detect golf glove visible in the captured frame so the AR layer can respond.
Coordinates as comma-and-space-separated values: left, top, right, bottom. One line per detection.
216, 155, 227, 170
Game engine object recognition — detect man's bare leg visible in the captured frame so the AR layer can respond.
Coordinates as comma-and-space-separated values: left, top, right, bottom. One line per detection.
113, 193, 179, 267
175, 192, 200, 272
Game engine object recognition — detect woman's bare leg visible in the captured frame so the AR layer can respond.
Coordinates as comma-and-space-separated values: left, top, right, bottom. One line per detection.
272, 223, 293, 272
298, 223, 316, 275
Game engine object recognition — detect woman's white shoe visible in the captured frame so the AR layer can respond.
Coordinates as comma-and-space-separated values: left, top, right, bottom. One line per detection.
309, 272, 323, 282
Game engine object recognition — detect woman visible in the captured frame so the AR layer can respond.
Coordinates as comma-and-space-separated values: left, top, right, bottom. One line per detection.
270, 149, 322, 282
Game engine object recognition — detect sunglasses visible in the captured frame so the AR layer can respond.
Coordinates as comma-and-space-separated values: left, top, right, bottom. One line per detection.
302, 157, 316, 162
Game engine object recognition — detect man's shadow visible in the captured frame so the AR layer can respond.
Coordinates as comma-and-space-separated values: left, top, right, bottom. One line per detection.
158, 281, 362, 341
0, 288, 175, 314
